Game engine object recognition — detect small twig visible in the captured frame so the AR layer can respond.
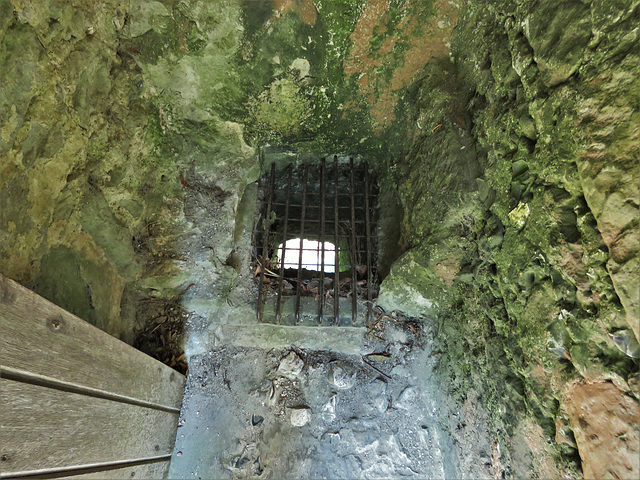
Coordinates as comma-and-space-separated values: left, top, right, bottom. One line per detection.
150, 323, 163, 334
255, 260, 279, 277
223, 369, 232, 391
263, 267, 279, 277
366, 332, 386, 342
180, 175, 195, 189
361, 356, 392, 380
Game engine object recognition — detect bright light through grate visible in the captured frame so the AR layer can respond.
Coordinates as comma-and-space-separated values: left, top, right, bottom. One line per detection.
276, 238, 337, 273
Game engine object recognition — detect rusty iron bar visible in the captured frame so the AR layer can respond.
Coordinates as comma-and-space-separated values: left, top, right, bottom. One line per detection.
275, 166, 293, 324
333, 155, 340, 325
318, 158, 326, 324
255, 157, 377, 326
364, 163, 373, 325
294, 161, 309, 323
257, 162, 276, 322
349, 157, 358, 324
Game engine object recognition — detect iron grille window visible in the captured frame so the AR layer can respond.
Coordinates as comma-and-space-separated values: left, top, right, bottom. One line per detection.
253, 156, 379, 326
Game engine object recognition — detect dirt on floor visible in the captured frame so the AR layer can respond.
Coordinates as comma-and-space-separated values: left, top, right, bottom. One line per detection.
169, 310, 464, 479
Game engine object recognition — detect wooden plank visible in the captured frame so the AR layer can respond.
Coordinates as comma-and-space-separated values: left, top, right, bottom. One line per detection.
0, 379, 179, 475
1, 458, 171, 480
2, 458, 171, 479
0, 274, 184, 408
54, 460, 170, 479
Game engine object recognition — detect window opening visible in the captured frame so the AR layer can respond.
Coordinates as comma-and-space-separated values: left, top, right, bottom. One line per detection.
275, 239, 337, 272
253, 156, 379, 326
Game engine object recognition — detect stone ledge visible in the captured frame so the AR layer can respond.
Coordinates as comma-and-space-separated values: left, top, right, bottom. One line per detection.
212, 324, 368, 354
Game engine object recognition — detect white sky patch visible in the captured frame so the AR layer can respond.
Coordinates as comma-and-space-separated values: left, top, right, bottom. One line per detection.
277, 238, 336, 272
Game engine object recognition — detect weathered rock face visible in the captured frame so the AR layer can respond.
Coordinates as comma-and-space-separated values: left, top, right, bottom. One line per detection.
0, 0, 455, 341
380, 0, 640, 476
1, 0, 639, 477
1, 0, 156, 340
565, 379, 640, 479
0, 0, 259, 343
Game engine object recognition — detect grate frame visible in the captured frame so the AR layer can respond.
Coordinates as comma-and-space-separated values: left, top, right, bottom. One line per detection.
253, 156, 379, 326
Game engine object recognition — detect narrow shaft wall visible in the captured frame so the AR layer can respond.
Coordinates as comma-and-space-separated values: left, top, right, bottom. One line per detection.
381, 0, 639, 477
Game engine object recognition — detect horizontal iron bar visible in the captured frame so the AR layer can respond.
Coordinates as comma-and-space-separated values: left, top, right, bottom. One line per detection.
0, 367, 180, 413
3, 454, 172, 479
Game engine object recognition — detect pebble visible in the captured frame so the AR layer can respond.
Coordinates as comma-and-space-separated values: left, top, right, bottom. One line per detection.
328, 361, 356, 389
252, 414, 264, 427
321, 395, 337, 422
278, 351, 304, 378
396, 387, 417, 410
290, 407, 311, 427
368, 378, 388, 413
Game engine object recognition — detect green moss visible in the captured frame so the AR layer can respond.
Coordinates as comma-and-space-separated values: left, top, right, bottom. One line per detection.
377, 3, 638, 475
80, 191, 141, 277
377, 250, 446, 317
249, 75, 313, 140
239, 0, 273, 38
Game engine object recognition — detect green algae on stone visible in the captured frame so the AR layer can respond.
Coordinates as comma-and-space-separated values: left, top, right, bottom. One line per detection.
249, 75, 313, 140
1, 0, 638, 475
507, 201, 530, 230
34, 245, 99, 327
375, 0, 640, 476
377, 250, 445, 318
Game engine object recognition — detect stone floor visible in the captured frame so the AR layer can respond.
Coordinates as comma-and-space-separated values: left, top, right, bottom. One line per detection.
168, 314, 461, 479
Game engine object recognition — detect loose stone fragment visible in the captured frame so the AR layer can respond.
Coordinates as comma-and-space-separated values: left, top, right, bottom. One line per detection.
278, 351, 304, 377
328, 361, 356, 389
251, 414, 264, 427
290, 407, 311, 427
321, 395, 337, 422
396, 387, 417, 410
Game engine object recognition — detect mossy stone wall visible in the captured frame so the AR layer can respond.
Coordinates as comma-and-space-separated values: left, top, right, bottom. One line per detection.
379, 0, 639, 476
1, 1, 638, 476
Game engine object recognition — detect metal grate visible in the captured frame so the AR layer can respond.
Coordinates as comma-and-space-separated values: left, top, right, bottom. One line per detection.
253, 156, 379, 326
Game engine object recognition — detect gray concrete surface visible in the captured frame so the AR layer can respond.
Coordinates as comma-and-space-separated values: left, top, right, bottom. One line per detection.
169, 314, 460, 479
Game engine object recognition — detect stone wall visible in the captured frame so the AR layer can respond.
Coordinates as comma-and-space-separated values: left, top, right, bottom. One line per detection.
380, 0, 640, 476
1, 0, 154, 341
0, 0, 456, 343
0, 0, 259, 343
2, 0, 638, 477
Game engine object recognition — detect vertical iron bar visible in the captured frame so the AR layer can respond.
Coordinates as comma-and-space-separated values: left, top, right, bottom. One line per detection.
333, 155, 340, 325
257, 162, 276, 322
275, 166, 293, 324
294, 162, 309, 323
349, 157, 358, 324
364, 163, 373, 325
318, 158, 326, 324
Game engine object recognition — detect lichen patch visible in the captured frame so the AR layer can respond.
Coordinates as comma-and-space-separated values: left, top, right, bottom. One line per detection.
342, 0, 460, 128
274, 0, 318, 26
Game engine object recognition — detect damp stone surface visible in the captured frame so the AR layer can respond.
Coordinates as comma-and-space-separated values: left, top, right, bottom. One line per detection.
1, 0, 639, 478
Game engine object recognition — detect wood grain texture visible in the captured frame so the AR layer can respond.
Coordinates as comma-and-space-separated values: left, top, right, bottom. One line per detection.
0, 379, 179, 475
53, 460, 171, 479
0, 274, 184, 408
1, 457, 172, 479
